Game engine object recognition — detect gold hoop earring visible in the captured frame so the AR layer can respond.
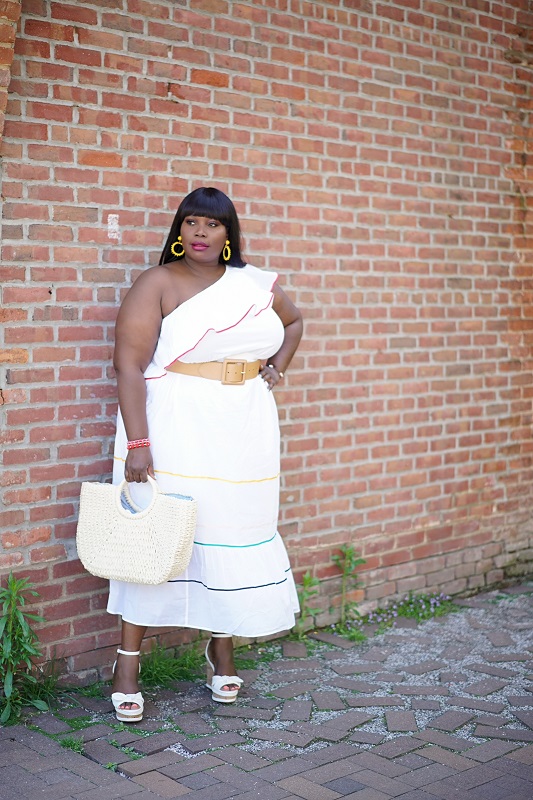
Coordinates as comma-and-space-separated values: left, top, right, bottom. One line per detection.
222, 240, 231, 261
170, 236, 185, 258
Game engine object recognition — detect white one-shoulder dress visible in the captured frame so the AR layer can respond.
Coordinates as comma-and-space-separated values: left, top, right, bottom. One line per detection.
107, 264, 299, 637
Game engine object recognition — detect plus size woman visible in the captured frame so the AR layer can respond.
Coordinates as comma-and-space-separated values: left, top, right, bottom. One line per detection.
108, 187, 303, 721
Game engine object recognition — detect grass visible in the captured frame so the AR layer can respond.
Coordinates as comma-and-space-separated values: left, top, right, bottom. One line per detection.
287, 636, 325, 656
234, 643, 280, 669
371, 591, 457, 626
233, 655, 258, 670
489, 587, 533, 603
13, 588, 464, 733
109, 721, 149, 736
62, 715, 93, 731
333, 625, 368, 643
116, 744, 143, 759
21, 660, 61, 713
59, 642, 206, 720
140, 642, 204, 687
59, 734, 84, 754
140, 639, 279, 685
328, 591, 458, 639
76, 682, 107, 698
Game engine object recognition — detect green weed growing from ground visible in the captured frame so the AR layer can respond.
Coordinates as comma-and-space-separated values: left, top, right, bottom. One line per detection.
76, 682, 107, 698
331, 544, 366, 640
110, 721, 148, 735
117, 745, 143, 759
234, 643, 279, 670
334, 623, 367, 643
140, 642, 204, 687
293, 571, 321, 639
59, 734, 84, 754
372, 591, 457, 627
64, 715, 95, 730
330, 590, 458, 638
489, 586, 533, 603
233, 653, 260, 671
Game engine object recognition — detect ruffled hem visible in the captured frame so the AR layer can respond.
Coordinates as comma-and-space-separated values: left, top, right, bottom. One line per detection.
109, 615, 298, 640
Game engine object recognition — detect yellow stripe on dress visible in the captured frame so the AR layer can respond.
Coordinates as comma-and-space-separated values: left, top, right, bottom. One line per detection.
113, 456, 279, 484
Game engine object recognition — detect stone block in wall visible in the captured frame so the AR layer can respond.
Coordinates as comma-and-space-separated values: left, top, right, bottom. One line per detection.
396, 575, 426, 594
441, 578, 467, 596
467, 575, 486, 590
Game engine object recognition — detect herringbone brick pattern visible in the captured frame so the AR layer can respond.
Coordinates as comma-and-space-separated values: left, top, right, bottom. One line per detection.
2, 586, 532, 799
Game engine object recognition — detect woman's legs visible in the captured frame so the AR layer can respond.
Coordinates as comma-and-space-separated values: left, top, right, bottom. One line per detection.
208, 633, 240, 692
112, 620, 146, 710
113, 624, 241, 708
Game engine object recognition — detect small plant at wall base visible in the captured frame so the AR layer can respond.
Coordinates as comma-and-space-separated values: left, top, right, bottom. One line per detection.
0, 573, 54, 723
367, 591, 457, 631
331, 544, 366, 639
293, 571, 321, 639
330, 591, 458, 639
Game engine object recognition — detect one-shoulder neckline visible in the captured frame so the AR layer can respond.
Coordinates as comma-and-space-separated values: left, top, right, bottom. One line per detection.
162, 266, 229, 322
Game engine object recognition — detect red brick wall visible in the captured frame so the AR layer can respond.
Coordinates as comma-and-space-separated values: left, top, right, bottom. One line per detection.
0, 1, 22, 145
1, 0, 533, 679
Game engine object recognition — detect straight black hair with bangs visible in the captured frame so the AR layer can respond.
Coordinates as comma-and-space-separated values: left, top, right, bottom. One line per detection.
159, 187, 246, 268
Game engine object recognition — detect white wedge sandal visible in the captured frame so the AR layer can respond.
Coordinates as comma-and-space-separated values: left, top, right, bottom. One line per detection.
111, 648, 144, 722
205, 634, 243, 704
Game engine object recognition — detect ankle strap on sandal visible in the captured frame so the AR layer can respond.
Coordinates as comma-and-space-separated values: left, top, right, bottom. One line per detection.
117, 648, 141, 656
211, 633, 232, 639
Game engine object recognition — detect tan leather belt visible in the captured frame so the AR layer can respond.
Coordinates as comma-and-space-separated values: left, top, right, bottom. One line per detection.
166, 358, 261, 385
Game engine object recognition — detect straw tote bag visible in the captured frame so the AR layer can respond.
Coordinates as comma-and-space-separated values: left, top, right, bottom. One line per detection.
76, 475, 197, 585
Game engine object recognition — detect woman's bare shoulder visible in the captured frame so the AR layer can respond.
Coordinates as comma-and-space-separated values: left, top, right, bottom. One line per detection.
127, 264, 176, 295
134, 263, 175, 285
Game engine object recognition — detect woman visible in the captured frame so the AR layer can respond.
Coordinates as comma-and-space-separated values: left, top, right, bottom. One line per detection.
108, 187, 303, 722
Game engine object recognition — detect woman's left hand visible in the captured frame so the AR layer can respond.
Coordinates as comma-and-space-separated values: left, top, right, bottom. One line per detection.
260, 363, 283, 391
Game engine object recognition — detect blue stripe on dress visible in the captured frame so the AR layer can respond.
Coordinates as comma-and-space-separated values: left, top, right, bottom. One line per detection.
193, 533, 277, 548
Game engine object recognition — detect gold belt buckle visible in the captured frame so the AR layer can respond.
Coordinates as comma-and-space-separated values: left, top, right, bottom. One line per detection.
221, 358, 247, 385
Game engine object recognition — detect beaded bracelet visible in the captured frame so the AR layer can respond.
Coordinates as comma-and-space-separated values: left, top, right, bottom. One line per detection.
268, 364, 284, 378
126, 438, 151, 450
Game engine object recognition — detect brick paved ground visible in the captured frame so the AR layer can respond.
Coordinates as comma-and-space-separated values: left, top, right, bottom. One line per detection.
1, 584, 533, 799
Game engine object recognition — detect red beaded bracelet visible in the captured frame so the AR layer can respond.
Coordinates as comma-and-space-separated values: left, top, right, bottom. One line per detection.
126, 438, 151, 450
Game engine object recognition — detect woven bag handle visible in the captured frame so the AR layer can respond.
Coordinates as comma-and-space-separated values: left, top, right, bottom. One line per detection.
115, 475, 160, 520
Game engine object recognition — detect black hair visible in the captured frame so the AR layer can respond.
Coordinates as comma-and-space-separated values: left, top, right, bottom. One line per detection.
159, 187, 246, 267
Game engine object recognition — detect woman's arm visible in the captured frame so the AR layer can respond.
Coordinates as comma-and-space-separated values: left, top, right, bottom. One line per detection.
261, 283, 303, 390
113, 269, 164, 482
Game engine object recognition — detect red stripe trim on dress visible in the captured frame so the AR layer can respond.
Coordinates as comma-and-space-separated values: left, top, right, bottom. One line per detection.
164, 274, 278, 368
165, 304, 256, 366
254, 292, 275, 316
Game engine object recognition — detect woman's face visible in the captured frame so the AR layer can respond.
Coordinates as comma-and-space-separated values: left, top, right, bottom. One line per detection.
179, 216, 227, 263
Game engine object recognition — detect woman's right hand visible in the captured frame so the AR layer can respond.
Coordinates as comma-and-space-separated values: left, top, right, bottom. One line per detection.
124, 447, 154, 483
